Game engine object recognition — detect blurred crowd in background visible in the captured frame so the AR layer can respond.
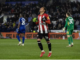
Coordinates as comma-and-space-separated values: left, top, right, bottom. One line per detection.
0, 1, 80, 32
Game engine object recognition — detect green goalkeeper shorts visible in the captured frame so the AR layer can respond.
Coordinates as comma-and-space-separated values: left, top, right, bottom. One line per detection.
66, 29, 73, 35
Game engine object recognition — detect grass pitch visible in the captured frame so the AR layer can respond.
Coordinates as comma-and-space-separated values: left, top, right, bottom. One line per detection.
0, 39, 80, 59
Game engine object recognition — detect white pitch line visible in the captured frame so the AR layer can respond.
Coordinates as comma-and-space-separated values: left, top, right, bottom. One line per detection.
0, 59, 80, 60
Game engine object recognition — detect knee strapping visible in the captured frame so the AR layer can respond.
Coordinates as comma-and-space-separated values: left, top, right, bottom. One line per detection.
47, 41, 51, 44
37, 41, 41, 43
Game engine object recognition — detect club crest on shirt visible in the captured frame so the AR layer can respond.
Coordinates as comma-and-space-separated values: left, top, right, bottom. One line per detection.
47, 17, 50, 19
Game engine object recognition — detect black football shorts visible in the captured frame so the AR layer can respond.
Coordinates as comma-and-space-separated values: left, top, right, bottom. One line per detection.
37, 32, 50, 41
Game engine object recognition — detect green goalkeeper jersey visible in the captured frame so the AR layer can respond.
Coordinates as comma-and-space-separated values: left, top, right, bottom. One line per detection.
65, 16, 74, 30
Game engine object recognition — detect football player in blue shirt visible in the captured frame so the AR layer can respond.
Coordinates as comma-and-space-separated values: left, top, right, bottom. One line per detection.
16, 14, 25, 46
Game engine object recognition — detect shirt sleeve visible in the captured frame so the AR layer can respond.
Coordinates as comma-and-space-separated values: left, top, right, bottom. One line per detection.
45, 14, 51, 24
64, 18, 68, 28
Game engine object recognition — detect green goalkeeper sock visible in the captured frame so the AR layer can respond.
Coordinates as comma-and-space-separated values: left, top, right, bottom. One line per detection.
68, 37, 71, 45
70, 36, 73, 43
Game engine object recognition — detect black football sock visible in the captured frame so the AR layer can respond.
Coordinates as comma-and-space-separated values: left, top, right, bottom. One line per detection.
37, 41, 43, 51
47, 42, 51, 51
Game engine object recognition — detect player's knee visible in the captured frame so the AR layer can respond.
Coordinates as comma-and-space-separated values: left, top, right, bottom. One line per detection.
47, 41, 51, 44
45, 38, 50, 41
45, 36, 49, 41
37, 39, 41, 41
37, 41, 41, 43
46, 41, 50, 43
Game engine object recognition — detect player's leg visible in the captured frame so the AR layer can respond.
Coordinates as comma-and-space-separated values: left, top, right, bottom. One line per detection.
37, 33, 45, 57
37, 39, 44, 51
77, 32, 80, 39
47, 41, 52, 57
21, 33, 25, 46
79, 32, 80, 39
67, 35, 71, 47
78, 32, 80, 39
66, 30, 71, 47
44, 33, 52, 57
16, 33, 22, 45
17, 33, 20, 42
20, 28, 25, 46
70, 30, 74, 46
70, 35, 73, 47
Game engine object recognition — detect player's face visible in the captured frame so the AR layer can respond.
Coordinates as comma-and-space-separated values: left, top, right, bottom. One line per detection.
39, 7, 45, 12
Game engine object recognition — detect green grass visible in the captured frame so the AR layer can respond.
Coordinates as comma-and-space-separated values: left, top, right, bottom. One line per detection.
0, 39, 80, 59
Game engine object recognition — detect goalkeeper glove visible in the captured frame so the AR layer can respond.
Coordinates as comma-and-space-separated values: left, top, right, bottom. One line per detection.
42, 16, 46, 25
62, 27, 65, 32
17, 28, 20, 32
42, 16, 46, 22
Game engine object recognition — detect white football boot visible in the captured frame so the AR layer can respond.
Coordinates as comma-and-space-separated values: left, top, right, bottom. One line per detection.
21, 44, 24, 46
18, 42, 22, 46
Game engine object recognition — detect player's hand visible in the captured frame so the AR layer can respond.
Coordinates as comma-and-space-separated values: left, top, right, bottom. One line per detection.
17, 28, 20, 32
42, 16, 46, 22
42, 22, 46, 25
62, 27, 65, 32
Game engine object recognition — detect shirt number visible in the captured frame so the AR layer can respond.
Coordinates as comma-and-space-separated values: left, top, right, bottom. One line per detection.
69, 19, 73, 24
22, 18, 25, 25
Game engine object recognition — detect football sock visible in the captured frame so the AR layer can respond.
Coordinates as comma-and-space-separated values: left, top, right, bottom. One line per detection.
22, 36, 25, 44
17, 35, 20, 42
41, 50, 44, 52
68, 37, 71, 45
37, 41, 43, 50
47, 42, 51, 51
70, 36, 73, 43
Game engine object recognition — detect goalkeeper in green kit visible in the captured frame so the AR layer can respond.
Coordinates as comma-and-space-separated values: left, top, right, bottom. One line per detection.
62, 12, 74, 47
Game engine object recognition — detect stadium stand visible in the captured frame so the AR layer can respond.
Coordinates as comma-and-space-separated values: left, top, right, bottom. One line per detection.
0, 0, 80, 32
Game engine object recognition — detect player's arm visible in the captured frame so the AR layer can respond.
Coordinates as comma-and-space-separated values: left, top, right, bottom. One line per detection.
64, 19, 67, 28
18, 19, 21, 31
18, 22, 20, 29
45, 14, 51, 24
62, 18, 67, 32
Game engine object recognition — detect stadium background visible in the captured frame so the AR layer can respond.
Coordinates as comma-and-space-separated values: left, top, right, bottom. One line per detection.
0, 0, 80, 39
0, 0, 80, 59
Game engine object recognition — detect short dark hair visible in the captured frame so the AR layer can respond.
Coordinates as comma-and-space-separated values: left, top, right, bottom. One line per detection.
20, 13, 23, 17
41, 7, 46, 11
66, 12, 71, 16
